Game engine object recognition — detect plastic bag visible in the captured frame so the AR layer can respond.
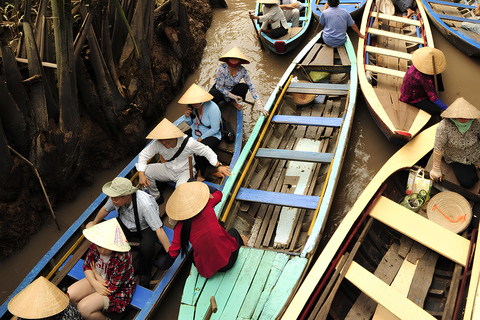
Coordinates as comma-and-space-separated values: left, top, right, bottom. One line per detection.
400, 193, 425, 212
406, 168, 433, 200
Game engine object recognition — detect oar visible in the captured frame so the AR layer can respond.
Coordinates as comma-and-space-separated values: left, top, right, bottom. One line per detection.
432, 55, 438, 93
249, 12, 265, 50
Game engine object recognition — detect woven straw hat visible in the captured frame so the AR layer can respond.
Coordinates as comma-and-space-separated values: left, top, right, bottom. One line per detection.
257, 0, 279, 4
146, 118, 185, 140
412, 47, 446, 75
83, 218, 131, 252
426, 191, 472, 233
165, 182, 210, 221
8, 276, 69, 319
102, 177, 138, 197
291, 81, 316, 106
178, 84, 213, 105
440, 97, 480, 119
219, 47, 250, 64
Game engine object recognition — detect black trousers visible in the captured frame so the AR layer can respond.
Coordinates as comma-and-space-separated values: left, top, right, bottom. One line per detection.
450, 161, 479, 188
209, 83, 249, 105
412, 99, 443, 116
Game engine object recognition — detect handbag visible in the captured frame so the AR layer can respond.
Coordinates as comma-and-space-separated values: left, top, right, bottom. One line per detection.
220, 117, 235, 144
406, 168, 433, 200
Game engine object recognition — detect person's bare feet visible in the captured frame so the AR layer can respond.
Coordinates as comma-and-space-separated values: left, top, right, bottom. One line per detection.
406, 8, 415, 18
241, 234, 249, 246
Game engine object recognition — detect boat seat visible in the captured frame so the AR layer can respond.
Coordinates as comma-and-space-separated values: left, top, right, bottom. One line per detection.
365, 45, 413, 60
376, 13, 421, 26
271, 115, 343, 127
287, 82, 349, 96
427, 0, 476, 9
256, 149, 334, 163
436, 14, 480, 24
367, 28, 425, 44
365, 64, 406, 78
236, 188, 321, 210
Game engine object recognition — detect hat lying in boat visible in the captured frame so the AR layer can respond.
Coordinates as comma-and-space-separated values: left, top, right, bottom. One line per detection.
440, 97, 480, 119
178, 83, 213, 105
219, 47, 250, 64
102, 177, 138, 197
412, 47, 446, 75
147, 118, 185, 140
83, 218, 131, 252
426, 191, 472, 234
165, 182, 210, 221
291, 80, 316, 106
257, 0, 279, 4
8, 276, 69, 319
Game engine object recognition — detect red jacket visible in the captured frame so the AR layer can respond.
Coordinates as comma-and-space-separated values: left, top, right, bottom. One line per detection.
169, 190, 238, 278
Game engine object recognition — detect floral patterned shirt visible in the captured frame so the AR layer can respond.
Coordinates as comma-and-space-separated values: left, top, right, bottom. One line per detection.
400, 65, 438, 104
434, 118, 480, 165
84, 244, 136, 313
214, 63, 259, 101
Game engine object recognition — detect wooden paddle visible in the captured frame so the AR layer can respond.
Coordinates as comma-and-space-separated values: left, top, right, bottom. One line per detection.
249, 12, 265, 50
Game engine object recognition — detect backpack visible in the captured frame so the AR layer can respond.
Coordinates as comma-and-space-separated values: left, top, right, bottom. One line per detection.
220, 117, 235, 144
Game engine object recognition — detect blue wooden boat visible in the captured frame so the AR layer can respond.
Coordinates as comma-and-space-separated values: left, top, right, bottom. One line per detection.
177, 31, 358, 320
420, 0, 480, 56
0, 105, 243, 320
254, 0, 313, 54
312, 0, 367, 21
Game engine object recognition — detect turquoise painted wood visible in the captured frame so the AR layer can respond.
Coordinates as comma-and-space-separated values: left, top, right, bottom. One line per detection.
193, 268, 207, 306
217, 249, 265, 319
237, 251, 277, 319
255, 148, 334, 163
178, 304, 195, 320
181, 264, 199, 305
236, 188, 321, 210
259, 256, 308, 320
193, 272, 226, 320
271, 115, 343, 127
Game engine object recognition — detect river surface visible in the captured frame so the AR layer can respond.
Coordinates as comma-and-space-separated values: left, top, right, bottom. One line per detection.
1, 0, 480, 318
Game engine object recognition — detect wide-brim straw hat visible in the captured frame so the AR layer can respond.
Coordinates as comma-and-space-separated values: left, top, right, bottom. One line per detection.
412, 47, 446, 75
440, 97, 480, 119
219, 47, 250, 64
166, 182, 210, 221
146, 118, 185, 140
257, 0, 279, 4
8, 276, 69, 319
178, 83, 213, 105
291, 81, 316, 106
102, 177, 138, 197
83, 218, 131, 252
426, 191, 472, 234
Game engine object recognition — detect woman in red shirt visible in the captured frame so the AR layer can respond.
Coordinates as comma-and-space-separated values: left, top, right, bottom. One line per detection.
154, 182, 243, 278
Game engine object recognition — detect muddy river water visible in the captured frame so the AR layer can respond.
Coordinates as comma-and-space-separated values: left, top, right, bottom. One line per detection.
1, 0, 480, 318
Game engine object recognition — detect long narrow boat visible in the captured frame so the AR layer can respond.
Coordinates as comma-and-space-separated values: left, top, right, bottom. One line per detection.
281, 124, 480, 320
254, 0, 313, 54
358, 0, 435, 144
0, 105, 243, 320
177, 31, 357, 320
420, 0, 480, 57
312, 0, 367, 21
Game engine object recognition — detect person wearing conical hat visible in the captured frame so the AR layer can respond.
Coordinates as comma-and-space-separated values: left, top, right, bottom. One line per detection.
8, 276, 82, 320
400, 47, 448, 115
68, 219, 135, 319
135, 118, 231, 195
153, 182, 246, 278
249, 0, 289, 39
430, 97, 480, 188
86, 178, 171, 287
209, 47, 268, 117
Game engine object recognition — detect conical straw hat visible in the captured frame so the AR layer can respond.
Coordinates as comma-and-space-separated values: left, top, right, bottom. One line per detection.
146, 118, 185, 140
165, 182, 210, 221
83, 218, 131, 252
219, 47, 250, 64
440, 97, 480, 119
8, 276, 69, 319
178, 84, 213, 105
257, 0, 279, 4
412, 47, 446, 75
426, 191, 472, 233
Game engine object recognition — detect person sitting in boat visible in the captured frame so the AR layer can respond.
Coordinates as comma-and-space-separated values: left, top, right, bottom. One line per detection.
68, 219, 136, 319
249, 0, 289, 39
460, 3, 480, 36
400, 47, 448, 116
153, 182, 246, 278
319, 0, 365, 48
209, 47, 268, 116
86, 178, 171, 287
279, 0, 303, 28
8, 276, 82, 320
430, 97, 480, 189
391, 0, 416, 18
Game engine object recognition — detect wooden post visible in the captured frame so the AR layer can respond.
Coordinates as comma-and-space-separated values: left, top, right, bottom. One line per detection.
203, 296, 218, 320
188, 155, 193, 180
249, 12, 265, 50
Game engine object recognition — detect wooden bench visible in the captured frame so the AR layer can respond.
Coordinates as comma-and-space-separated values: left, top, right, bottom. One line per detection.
377, 13, 422, 26
271, 115, 343, 127
367, 28, 425, 44
255, 149, 334, 163
236, 188, 321, 210
365, 64, 406, 78
287, 82, 349, 96
365, 45, 413, 60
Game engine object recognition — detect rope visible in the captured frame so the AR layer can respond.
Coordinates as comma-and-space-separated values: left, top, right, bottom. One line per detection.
432, 203, 466, 223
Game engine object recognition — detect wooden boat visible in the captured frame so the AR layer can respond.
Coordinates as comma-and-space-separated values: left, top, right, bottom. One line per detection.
281, 123, 480, 320
177, 31, 358, 320
420, 0, 480, 57
358, 0, 435, 144
0, 104, 243, 320
312, 0, 367, 21
253, 0, 313, 54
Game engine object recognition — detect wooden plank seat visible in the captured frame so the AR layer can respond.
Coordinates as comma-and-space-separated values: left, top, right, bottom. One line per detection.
376, 13, 422, 26
428, 0, 476, 9
255, 148, 334, 163
287, 82, 349, 96
236, 188, 321, 210
271, 115, 343, 127
369, 196, 470, 266
365, 45, 413, 60
365, 64, 406, 78
367, 28, 425, 44
437, 13, 480, 24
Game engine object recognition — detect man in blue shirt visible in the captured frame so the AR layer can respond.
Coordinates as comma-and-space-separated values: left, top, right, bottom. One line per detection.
320, 0, 364, 47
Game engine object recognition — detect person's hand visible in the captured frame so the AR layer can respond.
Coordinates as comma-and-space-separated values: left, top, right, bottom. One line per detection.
249, 11, 256, 20
185, 106, 193, 118
228, 92, 242, 103
138, 172, 150, 187
254, 99, 269, 117
359, 33, 365, 40
217, 165, 231, 177
430, 168, 442, 182
197, 137, 202, 142
86, 221, 95, 229
93, 280, 111, 296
